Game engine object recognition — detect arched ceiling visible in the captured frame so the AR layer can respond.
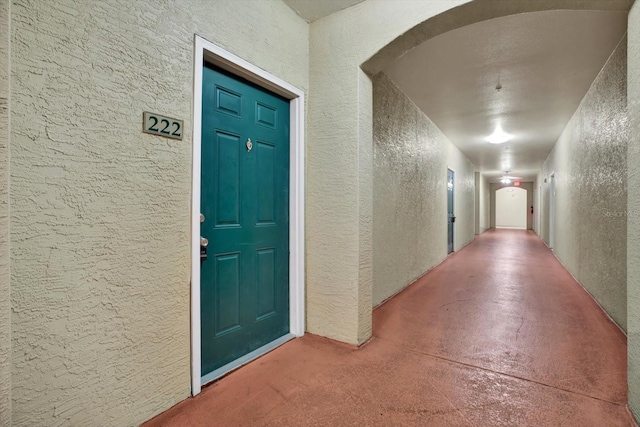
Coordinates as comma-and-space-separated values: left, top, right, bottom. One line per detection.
383, 10, 627, 182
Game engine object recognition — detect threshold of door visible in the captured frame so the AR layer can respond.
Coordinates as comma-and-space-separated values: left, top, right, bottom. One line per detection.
201, 333, 295, 386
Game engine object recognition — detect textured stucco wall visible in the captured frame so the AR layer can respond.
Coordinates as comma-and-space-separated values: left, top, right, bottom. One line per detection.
308, 0, 472, 344
357, 71, 374, 344
372, 74, 475, 307
628, 3, 640, 417
0, 0, 9, 425
540, 36, 627, 330
9, 1, 308, 426
307, 0, 631, 344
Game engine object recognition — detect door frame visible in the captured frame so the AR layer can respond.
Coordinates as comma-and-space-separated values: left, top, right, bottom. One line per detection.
536, 185, 541, 234
447, 167, 455, 253
191, 35, 306, 396
548, 172, 556, 249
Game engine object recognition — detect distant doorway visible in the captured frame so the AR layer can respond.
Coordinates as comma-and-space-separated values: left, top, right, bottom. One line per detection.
536, 185, 541, 233
549, 173, 556, 249
447, 169, 455, 253
496, 187, 527, 229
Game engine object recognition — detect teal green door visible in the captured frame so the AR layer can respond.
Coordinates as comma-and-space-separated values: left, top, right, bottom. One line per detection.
200, 64, 290, 378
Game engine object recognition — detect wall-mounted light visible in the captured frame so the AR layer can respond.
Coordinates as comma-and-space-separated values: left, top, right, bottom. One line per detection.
501, 177, 512, 184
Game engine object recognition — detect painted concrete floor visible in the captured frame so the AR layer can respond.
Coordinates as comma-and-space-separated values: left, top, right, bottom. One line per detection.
144, 230, 636, 426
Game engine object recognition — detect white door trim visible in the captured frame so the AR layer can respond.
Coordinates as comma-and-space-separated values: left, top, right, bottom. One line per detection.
548, 172, 556, 250
191, 35, 305, 396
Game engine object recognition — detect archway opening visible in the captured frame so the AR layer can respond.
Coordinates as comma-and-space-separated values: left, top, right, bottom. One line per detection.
360, 0, 629, 414
496, 187, 527, 229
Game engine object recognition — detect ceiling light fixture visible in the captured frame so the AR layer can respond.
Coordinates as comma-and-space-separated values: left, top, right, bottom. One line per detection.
500, 171, 522, 185
487, 126, 511, 144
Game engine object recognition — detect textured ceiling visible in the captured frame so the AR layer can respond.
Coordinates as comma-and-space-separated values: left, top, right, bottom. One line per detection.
384, 10, 627, 182
282, 0, 365, 22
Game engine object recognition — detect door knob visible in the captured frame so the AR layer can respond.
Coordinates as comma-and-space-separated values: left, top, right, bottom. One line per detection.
200, 236, 208, 247
200, 213, 205, 223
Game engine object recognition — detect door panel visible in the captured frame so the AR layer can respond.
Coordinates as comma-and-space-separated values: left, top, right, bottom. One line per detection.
214, 131, 241, 226
201, 64, 290, 377
256, 248, 277, 320
256, 141, 276, 224
215, 86, 242, 117
214, 253, 241, 336
256, 102, 277, 128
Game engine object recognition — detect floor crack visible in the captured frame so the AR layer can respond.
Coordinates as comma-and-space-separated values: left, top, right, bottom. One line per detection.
396, 343, 626, 407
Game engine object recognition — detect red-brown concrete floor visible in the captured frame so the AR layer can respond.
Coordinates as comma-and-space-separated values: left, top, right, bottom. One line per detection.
144, 230, 636, 426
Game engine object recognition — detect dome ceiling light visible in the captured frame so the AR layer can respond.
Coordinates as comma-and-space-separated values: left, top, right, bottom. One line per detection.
487, 126, 512, 144
487, 76, 511, 144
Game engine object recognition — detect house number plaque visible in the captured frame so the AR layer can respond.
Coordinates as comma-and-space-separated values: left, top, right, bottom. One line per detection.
142, 112, 183, 140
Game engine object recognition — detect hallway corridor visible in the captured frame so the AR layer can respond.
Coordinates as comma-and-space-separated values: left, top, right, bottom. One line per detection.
145, 230, 634, 426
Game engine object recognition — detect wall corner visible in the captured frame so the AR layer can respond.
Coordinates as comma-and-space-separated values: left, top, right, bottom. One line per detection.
628, 1, 640, 417
0, 0, 11, 424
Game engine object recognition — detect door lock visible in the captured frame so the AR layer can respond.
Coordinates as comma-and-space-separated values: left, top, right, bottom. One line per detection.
200, 237, 208, 263
200, 213, 208, 262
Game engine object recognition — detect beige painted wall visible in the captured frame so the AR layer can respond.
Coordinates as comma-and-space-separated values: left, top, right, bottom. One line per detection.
629, 3, 640, 417
9, 1, 308, 426
540, 36, 627, 330
307, 0, 472, 345
307, 0, 633, 345
0, 0, 9, 425
372, 74, 475, 307
4, 0, 637, 423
